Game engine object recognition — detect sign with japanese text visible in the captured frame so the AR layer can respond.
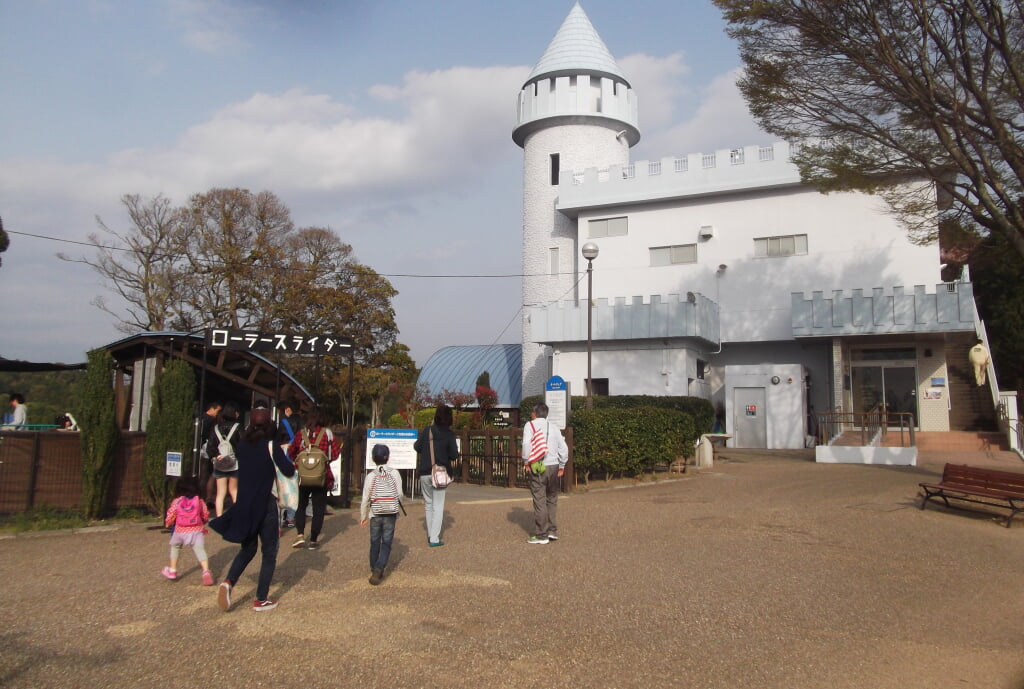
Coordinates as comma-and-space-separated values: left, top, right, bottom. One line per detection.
207, 329, 353, 355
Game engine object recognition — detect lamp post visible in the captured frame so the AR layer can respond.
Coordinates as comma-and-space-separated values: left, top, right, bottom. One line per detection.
582, 242, 600, 410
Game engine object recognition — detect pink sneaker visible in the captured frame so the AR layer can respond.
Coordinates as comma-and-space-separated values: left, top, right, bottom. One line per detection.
201, 570, 214, 586
161, 567, 177, 580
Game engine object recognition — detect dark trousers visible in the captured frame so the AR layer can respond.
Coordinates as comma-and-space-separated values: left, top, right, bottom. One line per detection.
225, 496, 279, 601
295, 485, 327, 542
369, 513, 397, 572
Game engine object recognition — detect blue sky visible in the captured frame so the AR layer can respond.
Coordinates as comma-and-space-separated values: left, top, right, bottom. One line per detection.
0, 0, 765, 367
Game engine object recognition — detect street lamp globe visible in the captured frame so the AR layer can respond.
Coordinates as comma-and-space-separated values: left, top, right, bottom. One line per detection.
582, 242, 600, 261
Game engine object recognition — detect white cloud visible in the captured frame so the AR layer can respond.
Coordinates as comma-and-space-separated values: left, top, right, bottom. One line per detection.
168, 0, 254, 54
644, 67, 770, 156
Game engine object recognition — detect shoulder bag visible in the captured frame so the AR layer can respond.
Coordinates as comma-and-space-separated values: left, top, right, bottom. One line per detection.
268, 441, 299, 512
428, 427, 453, 489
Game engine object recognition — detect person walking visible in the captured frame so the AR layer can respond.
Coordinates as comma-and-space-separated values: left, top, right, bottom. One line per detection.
413, 404, 458, 547
287, 409, 339, 550
209, 407, 295, 612
205, 401, 240, 517
522, 402, 568, 545
276, 401, 302, 528
161, 476, 214, 585
360, 444, 403, 585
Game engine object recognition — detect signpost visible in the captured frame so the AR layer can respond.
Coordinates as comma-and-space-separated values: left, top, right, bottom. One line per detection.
545, 376, 570, 429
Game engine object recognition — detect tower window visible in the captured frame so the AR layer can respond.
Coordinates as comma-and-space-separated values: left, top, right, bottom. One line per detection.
550, 154, 560, 186
549, 247, 559, 275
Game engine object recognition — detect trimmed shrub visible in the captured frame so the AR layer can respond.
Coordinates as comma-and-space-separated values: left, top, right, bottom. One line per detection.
141, 360, 196, 513
572, 406, 695, 482
74, 349, 120, 519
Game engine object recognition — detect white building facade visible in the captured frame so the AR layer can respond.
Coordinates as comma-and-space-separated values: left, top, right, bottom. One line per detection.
515, 4, 978, 449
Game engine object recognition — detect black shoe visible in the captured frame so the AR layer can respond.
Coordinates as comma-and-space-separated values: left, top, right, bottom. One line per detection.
369, 569, 383, 585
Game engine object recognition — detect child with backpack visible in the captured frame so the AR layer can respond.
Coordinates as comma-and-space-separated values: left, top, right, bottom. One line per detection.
359, 444, 403, 585
162, 477, 214, 585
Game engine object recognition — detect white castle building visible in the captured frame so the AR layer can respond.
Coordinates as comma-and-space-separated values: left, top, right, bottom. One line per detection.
512, 3, 1002, 453
420, 3, 1013, 455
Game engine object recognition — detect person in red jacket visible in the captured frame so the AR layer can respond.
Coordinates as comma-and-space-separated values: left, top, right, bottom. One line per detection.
287, 409, 340, 550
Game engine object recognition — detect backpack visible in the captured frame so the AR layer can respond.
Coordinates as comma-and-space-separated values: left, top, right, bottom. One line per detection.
369, 467, 400, 516
212, 423, 240, 472
296, 428, 330, 487
176, 496, 203, 528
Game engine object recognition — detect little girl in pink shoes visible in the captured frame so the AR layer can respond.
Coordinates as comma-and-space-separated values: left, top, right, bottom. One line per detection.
162, 478, 214, 586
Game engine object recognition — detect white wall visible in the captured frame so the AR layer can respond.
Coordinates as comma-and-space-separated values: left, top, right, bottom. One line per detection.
574, 184, 941, 344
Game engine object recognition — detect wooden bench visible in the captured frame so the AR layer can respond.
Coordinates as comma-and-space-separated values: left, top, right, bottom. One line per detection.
919, 463, 1024, 527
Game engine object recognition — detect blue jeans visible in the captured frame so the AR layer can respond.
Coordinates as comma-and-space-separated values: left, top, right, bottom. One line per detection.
419, 475, 447, 543
369, 513, 397, 572
225, 496, 279, 602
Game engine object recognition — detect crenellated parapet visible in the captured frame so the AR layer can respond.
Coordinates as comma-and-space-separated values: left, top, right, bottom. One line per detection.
513, 73, 639, 147
791, 283, 976, 337
527, 292, 720, 345
556, 141, 802, 213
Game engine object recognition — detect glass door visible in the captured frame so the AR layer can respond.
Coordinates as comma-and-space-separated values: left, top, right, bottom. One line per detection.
851, 364, 917, 427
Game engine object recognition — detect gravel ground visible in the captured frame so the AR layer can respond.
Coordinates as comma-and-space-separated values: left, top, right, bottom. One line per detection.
2, 449, 1023, 689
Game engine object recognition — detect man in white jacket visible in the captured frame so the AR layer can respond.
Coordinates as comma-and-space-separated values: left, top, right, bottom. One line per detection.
522, 402, 568, 545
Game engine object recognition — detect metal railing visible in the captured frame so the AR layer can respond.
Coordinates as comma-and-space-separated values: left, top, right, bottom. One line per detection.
816, 409, 916, 448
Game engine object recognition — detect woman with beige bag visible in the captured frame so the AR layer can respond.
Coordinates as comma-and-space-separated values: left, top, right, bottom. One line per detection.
413, 404, 459, 547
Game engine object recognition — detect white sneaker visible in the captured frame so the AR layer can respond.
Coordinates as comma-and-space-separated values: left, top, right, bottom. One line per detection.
527, 535, 549, 545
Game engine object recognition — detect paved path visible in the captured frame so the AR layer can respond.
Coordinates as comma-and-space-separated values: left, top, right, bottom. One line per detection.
3, 450, 1023, 689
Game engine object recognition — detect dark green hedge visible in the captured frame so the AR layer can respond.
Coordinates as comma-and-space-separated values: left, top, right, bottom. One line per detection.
572, 406, 696, 479
520, 394, 714, 434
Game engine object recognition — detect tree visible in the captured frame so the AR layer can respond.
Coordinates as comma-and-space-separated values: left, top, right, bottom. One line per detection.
0, 216, 9, 266
59, 194, 185, 333
177, 188, 293, 331
716, 0, 1024, 259
74, 349, 119, 519
141, 359, 196, 513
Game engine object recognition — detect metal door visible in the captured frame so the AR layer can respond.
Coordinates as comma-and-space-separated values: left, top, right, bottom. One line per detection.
733, 387, 767, 448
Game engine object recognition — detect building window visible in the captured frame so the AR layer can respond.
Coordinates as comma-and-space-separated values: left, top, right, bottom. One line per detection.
550, 153, 560, 186
586, 378, 609, 396
589, 216, 627, 238
754, 234, 808, 258
696, 359, 707, 380
650, 244, 697, 266
549, 247, 559, 275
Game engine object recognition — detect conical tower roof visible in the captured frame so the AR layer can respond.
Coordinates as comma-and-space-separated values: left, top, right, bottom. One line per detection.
525, 2, 629, 86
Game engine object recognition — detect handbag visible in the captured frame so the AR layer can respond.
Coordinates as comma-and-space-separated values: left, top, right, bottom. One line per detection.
428, 428, 453, 489
268, 441, 299, 511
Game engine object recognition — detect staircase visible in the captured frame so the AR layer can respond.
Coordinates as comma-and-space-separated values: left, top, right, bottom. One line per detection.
945, 333, 999, 432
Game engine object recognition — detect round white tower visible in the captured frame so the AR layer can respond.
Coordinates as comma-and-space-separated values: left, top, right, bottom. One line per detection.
513, 2, 640, 398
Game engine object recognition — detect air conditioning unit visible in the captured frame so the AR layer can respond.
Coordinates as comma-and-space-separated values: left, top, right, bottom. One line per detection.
699, 225, 715, 239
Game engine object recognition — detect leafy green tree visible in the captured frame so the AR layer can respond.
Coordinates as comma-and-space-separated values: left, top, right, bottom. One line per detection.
969, 233, 1024, 397
141, 359, 197, 513
74, 349, 119, 519
716, 0, 1024, 259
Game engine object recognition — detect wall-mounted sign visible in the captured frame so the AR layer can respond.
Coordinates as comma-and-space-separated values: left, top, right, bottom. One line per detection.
745, 404, 758, 416
207, 329, 353, 355
930, 377, 946, 387
165, 451, 183, 477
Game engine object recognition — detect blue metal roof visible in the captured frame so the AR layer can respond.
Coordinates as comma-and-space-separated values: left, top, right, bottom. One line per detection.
417, 344, 522, 407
